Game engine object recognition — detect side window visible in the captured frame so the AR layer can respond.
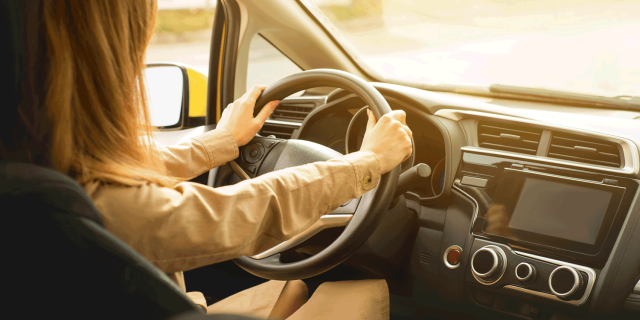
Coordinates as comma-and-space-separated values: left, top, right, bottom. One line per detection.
247, 35, 302, 92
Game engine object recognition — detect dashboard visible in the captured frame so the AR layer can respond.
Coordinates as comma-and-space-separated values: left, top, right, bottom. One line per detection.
296, 94, 447, 198
253, 83, 640, 319
155, 81, 640, 320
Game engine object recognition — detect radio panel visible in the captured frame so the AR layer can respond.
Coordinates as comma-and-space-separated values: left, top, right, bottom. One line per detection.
467, 239, 597, 307
457, 152, 638, 268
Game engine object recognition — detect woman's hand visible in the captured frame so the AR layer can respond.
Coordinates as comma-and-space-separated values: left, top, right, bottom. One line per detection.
217, 85, 280, 146
359, 109, 413, 174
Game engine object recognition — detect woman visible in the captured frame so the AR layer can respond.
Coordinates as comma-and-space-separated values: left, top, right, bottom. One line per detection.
3, 1, 412, 319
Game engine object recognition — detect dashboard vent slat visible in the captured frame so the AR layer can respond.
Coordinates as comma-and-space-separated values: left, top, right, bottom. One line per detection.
259, 122, 298, 139
549, 132, 622, 168
270, 103, 315, 122
420, 252, 431, 265
478, 122, 542, 155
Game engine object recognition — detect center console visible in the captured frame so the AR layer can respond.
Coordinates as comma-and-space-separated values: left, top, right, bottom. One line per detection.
456, 152, 638, 308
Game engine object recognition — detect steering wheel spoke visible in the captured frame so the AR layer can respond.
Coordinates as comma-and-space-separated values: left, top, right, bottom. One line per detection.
234, 135, 285, 178
251, 214, 354, 260
251, 195, 361, 259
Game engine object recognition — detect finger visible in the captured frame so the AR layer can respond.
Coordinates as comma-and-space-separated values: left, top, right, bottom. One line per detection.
402, 139, 413, 162
255, 100, 279, 124
387, 110, 407, 125
365, 109, 377, 132
238, 90, 251, 101
246, 85, 267, 103
401, 124, 413, 138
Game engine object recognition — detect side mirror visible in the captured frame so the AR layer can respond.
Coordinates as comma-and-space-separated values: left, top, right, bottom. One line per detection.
145, 63, 208, 129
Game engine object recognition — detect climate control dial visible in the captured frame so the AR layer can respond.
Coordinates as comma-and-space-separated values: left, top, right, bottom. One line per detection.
549, 266, 586, 300
471, 245, 507, 285
515, 262, 537, 283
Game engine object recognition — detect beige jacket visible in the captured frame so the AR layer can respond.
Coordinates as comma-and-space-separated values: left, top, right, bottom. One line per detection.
84, 128, 380, 295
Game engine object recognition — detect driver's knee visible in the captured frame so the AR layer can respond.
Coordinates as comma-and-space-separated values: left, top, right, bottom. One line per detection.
268, 280, 308, 319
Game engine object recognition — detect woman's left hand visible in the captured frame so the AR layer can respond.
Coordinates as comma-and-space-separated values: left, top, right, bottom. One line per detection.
217, 85, 280, 146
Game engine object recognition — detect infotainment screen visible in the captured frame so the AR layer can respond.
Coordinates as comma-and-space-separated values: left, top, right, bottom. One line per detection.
508, 177, 613, 245
479, 168, 626, 256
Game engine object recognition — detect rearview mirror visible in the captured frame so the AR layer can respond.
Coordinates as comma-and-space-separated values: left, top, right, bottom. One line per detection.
145, 63, 208, 129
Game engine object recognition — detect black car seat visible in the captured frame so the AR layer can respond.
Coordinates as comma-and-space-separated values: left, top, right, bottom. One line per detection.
2, 160, 260, 320
0, 2, 262, 318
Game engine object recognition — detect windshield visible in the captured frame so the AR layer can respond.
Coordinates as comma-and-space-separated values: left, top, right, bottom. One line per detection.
302, 0, 640, 97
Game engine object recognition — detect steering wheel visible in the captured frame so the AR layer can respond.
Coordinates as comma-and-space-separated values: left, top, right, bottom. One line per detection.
215, 69, 400, 280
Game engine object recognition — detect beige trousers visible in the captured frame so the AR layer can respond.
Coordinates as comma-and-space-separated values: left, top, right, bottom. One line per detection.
207, 279, 390, 320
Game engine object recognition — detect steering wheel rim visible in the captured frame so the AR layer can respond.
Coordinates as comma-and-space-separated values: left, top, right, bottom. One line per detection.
233, 69, 400, 280
345, 106, 415, 172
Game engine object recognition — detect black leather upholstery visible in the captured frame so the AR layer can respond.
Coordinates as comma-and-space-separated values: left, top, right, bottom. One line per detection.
2, 161, 201, 319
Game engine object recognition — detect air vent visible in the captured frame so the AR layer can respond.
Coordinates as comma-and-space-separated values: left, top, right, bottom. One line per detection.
549, 132, 622, 168
420, 252, 431, 265
478, 122, 542, 155
259, 122, 298, 139
270, 103, 315, 122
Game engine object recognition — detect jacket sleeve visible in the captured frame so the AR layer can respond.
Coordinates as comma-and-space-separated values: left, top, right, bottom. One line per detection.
156, 128, 239, 180
91, 151, 381, 274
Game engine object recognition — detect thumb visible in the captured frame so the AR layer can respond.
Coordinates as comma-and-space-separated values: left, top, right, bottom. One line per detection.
365, 109, 377, 133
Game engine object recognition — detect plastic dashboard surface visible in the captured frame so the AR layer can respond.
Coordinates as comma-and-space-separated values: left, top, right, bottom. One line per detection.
294, 94, 449, 199
434, 110, 639, 318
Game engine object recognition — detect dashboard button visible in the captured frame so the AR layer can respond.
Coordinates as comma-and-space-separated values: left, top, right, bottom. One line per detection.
461, 176, 488, 188
262, 140, 277, 148
447, 248, 461, 265
443, 245, 463, 269
242, 143, 265, 164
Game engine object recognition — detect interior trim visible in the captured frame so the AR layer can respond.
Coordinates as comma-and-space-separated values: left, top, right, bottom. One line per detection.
506, 250, 597, 306
452, 185, 480, 235
250, 214, 353, 259
462, 146, 637, 176
435, 109, 639, 176
634, 279, 640, 294
265, 119, 302, 127
215, 22, 226, 122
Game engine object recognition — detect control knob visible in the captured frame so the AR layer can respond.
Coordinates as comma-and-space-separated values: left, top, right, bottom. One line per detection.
471, 245, 507, 284
549, 266, 586, 300
515, 262, 537, 283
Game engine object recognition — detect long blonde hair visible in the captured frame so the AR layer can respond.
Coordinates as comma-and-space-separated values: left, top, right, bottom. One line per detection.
20, 0, 175, 187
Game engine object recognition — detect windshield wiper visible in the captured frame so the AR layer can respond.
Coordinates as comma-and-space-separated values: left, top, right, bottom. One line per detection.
407, 81, 640, 111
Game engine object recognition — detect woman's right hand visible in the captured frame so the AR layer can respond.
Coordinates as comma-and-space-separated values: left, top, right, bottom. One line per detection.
359, 109, 413, 174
